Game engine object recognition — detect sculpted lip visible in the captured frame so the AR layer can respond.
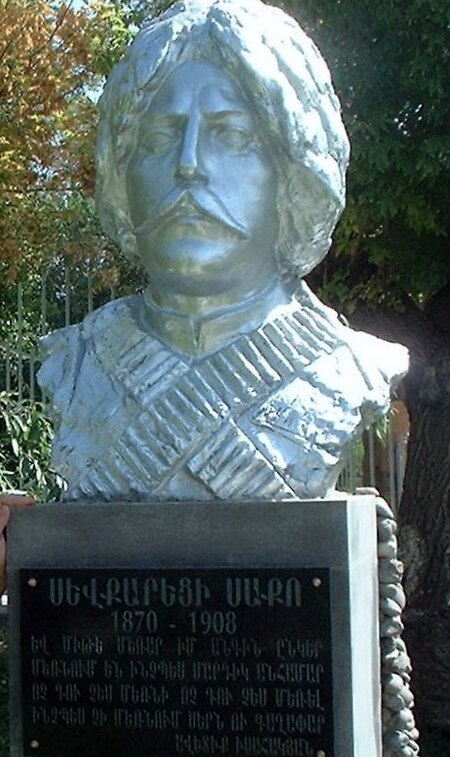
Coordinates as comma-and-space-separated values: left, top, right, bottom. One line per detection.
167, 202, 213, 226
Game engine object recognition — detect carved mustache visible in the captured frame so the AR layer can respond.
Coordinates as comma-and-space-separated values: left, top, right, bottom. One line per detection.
133, 187, 248, 239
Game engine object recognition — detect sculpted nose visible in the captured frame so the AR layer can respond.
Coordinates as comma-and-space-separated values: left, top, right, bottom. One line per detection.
176, 116, 206, 183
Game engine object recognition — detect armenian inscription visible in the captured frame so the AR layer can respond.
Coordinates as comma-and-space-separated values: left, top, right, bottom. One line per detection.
20, 568, 333, 757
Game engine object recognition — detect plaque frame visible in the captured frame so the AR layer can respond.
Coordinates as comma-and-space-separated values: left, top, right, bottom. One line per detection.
7, 497, 381, 757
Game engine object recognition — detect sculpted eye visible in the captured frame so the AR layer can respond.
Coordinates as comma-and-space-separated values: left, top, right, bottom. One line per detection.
140, 125, 181, 156
211, 122, 255, 152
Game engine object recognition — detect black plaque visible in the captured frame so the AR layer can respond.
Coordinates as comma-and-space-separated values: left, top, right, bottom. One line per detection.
20, 568, 333, 756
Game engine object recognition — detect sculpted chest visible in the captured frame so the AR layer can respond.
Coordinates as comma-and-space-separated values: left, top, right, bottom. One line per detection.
38, 292, 398, 502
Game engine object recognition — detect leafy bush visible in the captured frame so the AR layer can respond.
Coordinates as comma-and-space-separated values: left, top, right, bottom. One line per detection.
0, 392, 65, 501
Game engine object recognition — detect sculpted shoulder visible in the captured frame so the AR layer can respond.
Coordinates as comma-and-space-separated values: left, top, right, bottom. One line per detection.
236, 284, 409, 498
296, 282, 409, 418
38, 296, 144, 398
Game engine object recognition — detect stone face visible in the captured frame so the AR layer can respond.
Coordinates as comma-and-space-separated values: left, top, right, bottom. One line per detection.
96, 0, 350, 279
37, 0, 408, 503
8, 496, 381, 757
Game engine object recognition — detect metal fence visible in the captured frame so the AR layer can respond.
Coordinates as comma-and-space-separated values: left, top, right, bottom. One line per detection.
0, 277, 409, 511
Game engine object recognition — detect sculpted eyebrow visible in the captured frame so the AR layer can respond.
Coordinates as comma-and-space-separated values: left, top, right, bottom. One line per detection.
143, 113, 185, 125
206, 111, 251, 121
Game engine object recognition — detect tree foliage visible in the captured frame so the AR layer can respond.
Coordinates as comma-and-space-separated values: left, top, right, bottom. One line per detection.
289, 0, 450, 309
0, 391, 65, 500
0, 0, 141, 369
0, 0, 132, 271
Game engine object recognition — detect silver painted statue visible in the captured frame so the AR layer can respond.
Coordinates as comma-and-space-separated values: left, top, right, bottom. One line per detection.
38, 0, 408, 502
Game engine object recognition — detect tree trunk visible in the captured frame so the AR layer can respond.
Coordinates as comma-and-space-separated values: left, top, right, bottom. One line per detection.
399, 353, 450, 732
350, 299, 450, 734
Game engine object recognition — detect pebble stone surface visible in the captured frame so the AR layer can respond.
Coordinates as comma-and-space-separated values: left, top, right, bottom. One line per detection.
356, 488, 420, 757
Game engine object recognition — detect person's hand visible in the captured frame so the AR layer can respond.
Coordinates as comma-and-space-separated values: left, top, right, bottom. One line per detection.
0, 494, 35, 595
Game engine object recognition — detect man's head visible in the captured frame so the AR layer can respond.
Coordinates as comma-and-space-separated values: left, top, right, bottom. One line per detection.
96, 0, 350, 286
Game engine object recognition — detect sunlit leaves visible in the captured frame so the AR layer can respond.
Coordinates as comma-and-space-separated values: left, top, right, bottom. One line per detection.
0, 0, 132, 268
0, 391, 65, 499
289, 0, 450, 307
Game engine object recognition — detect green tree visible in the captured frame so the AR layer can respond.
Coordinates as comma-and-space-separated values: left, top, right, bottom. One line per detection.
282, 0, 450, 733
0, 0, 133, 271
0, 0, 139, 381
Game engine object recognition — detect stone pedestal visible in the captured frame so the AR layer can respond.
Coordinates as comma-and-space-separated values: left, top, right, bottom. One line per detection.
8, 497, 381, 756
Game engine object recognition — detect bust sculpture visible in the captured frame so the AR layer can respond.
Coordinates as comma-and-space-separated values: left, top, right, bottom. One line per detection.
38, 0, 408, 502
